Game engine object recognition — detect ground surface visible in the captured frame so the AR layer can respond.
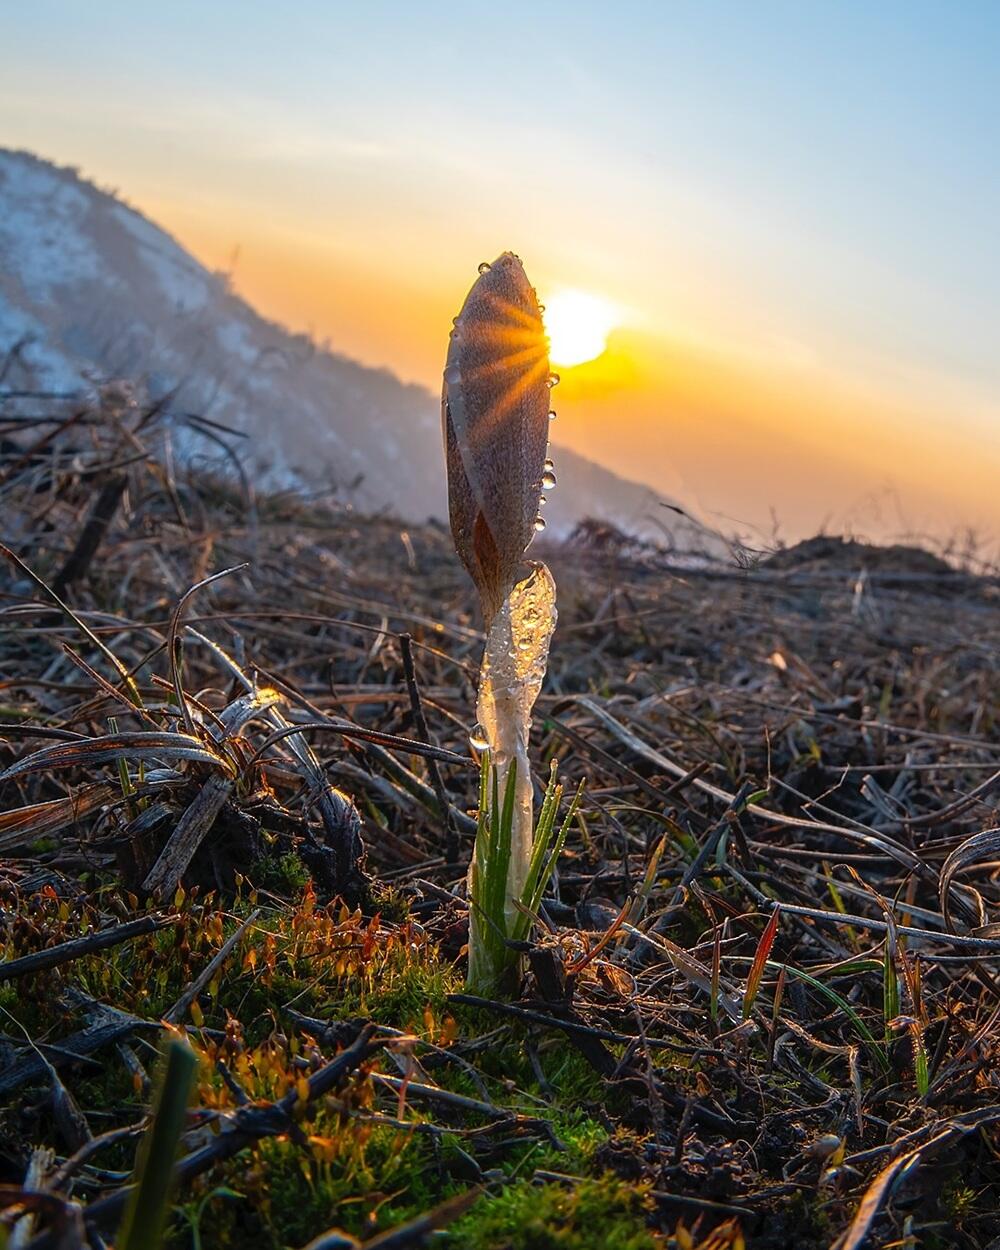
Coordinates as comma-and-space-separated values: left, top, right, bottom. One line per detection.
2, 404, 1000, 1249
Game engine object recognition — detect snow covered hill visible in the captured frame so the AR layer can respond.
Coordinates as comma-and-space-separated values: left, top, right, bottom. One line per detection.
0, 149, 716, 548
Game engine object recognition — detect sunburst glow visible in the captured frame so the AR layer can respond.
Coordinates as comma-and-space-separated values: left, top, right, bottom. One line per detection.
543, 289, 618, 367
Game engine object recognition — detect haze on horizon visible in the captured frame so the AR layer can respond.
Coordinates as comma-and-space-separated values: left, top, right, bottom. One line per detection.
3, 1, 998, 549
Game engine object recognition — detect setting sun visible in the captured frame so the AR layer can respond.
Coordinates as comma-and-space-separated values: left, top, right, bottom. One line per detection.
543, 288, 618, 367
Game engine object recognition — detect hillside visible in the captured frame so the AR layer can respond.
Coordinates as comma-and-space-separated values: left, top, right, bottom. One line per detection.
0, 148, 719, 552
1, 399, 1000, 1248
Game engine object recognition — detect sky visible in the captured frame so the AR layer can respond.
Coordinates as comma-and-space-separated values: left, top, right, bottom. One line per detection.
2, 1, 999, 547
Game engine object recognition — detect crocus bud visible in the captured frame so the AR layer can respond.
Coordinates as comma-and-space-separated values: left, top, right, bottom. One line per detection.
442, 253, 550, 625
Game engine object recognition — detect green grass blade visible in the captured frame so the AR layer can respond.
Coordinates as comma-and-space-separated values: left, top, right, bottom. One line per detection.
521, 765, 562, 917
883, 942, 900, 1044
768, 960, 889, 1072
533, 761, 560, 842
471, 754, 490, 910
520, 778, 583, 934
487, 760, 518, 935
913, 1024, 929, 1096
119, 1038, 197, 1250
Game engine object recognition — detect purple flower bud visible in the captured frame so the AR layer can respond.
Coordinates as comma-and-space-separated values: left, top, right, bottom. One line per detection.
442, 253, 549, 624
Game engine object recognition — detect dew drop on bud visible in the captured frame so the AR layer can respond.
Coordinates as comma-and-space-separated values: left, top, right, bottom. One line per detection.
444, 365, 461, 385
547, 373, 560, 388
469, 722, 490, 752
542, 470, 557, 489
548, 410, 557, 421
478, 261, 492, 274
533, 515, 547, 531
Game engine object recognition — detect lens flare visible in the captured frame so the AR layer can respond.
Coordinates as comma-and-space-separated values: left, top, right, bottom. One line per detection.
543, 289, 618, 366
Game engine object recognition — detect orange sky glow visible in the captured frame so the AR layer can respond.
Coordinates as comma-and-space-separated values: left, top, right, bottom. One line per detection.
165, 202, 999, 550
3, 2, 998, 552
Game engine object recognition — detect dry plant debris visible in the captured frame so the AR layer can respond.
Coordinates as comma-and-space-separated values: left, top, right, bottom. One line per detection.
1, 394, 1000, 1248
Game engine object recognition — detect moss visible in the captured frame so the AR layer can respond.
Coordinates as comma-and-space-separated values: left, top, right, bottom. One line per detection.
942, 1178, 978, 1221
365, 880, 411, 924
545, 1110, 608, 1171
1, 882, 643, 1250
444, 1175, 661, 1250
220, 923, 459, 1036
252, 850, 311, 894
167, 1121, 463, 1248
451, 1018, 631, 1117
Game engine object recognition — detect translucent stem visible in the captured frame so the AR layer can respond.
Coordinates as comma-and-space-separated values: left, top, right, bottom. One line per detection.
467, 562, 556, 992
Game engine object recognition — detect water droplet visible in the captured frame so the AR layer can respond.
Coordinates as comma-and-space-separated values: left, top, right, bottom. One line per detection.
444, 365, 461, 385
547, 373, 560, 388
548, 410, 557, 421
538, 494, 547, 507
544, 458, 554, 470
452, 316, 460, 325
542, 470, 557, 489
478, 261, 492, 274
469, 723, 489, 752
517, 636, 531, 650
538, 303, 546, 313
533, 515, 547, 531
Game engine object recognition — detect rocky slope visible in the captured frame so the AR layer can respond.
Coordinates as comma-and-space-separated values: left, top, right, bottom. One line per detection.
0, 148, 717, 550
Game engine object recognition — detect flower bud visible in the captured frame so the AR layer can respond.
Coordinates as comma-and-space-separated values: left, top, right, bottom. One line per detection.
442, 253, 550, 625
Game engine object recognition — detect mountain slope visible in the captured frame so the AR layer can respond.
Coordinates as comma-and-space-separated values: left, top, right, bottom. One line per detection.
0, 148, 712, 547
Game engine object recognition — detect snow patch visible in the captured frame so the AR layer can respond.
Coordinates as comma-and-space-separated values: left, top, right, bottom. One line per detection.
215, 320, 260, 365
0, 154, 102, 298
0, 293, 87, 390
110, 203, 210, 311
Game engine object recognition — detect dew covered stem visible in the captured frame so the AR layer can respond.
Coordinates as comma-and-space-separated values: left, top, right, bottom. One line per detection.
466, 564, 557, 990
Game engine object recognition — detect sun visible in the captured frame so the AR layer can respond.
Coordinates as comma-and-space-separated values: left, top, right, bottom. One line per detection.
543, 288, 618, 367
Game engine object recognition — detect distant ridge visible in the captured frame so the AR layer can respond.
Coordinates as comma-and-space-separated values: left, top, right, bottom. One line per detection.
0, 148, 721, 551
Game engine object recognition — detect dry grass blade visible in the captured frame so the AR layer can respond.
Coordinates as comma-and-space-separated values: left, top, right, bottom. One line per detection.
167, 564, 249, 735
833, 1126, 952, 1250
59, 642, 161, 726
243, 719, 468, 769
0, 540, 143, 708
938, 826, 1000, 933
0, 782, 119, 851
623, 923, 744, 1023
0, 732, 233, 782
742, 906, 780, 1018
183, 626, 369, 895
574, 695, 931, 877
141, 773, 234, 896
